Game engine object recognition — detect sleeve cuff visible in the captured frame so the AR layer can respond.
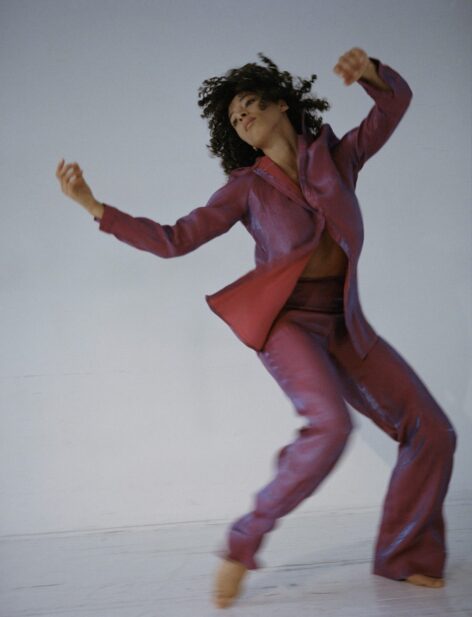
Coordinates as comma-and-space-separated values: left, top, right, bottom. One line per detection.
94, 203, 120, 233
357, 57, 393, 96
357, 57, 412, 104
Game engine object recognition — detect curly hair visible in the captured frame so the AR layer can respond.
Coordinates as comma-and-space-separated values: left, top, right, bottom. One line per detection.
197, 52, 331, 176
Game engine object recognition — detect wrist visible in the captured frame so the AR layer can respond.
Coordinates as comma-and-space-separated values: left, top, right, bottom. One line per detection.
85, 198, 104, 220
360, 58, 378, 82
359, 59, 392, 92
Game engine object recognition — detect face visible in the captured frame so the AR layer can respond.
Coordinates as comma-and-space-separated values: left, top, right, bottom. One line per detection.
227, 91, 289, 150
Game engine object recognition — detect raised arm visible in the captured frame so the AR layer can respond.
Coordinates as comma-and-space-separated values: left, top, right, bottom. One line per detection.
93, 174, 249, 258
332, 48, 413, 179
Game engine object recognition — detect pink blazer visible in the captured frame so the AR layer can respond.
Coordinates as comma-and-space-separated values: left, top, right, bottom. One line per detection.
95, 57, 413, 359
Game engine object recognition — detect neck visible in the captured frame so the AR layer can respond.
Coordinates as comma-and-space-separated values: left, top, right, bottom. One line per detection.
260, 120, 300, 180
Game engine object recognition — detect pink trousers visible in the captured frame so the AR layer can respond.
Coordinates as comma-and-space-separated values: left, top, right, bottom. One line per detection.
218, 275, 457, 581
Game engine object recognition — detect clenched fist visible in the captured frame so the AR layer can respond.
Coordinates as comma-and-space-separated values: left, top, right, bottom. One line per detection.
333, 47, 373, 86
56, 159, 102, 217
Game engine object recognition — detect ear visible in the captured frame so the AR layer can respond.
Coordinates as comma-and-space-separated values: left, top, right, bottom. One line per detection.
278, 99, 289, 112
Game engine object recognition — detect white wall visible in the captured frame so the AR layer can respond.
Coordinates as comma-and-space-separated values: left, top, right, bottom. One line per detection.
1, 0, 470, 536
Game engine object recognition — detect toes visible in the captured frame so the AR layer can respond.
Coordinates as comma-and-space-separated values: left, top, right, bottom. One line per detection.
213, 559, 248, 608
214, 595, 232, 609
405, 574, 445, 588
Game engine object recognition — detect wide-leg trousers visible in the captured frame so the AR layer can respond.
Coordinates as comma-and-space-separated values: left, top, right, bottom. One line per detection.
218, 275, 457, 581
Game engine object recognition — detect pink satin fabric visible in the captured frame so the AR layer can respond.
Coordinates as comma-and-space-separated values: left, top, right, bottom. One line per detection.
256, 154, 306, 201
217, 276, 456, 581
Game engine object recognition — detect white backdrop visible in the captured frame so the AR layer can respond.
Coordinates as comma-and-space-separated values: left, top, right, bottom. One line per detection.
1, 0, 470, 536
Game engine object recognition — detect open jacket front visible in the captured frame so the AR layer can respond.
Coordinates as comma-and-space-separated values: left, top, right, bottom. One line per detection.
95, 57, 413, 360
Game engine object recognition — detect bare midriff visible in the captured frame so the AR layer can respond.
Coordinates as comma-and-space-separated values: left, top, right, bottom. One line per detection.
299, 226, 348, 280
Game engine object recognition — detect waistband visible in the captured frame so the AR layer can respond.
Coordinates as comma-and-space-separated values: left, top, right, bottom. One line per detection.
284, 275, 345, 313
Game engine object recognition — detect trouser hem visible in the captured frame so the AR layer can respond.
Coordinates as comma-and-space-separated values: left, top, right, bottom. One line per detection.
213, 546, 263, 571
372, 565, 444, 581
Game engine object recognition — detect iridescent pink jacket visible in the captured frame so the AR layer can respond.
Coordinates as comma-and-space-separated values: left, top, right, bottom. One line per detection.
95, 57, 412, 359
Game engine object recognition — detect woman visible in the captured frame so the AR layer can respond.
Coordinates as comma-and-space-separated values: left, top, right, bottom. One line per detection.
56, 47, 456, 609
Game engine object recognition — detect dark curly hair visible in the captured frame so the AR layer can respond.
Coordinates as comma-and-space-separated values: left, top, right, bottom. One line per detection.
198, 52, 331, 176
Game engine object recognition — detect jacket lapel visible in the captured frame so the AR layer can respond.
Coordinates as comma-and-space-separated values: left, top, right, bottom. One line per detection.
252, 166, 311, 211
251, 131, 316, 214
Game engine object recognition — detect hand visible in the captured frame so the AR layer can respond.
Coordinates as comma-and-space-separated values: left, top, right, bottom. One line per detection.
333, 47, 372, 86
56, 159, 97, 212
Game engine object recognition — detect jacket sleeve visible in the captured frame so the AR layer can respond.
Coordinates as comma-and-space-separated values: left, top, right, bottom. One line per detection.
333, 57, 413, 178
94, 173, 248, 258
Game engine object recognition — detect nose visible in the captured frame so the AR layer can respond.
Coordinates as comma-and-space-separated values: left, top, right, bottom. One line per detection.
235, 110, 247, 124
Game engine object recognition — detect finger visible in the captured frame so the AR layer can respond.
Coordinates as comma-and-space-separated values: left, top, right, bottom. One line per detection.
339, 47, 366, 70
333, 61, 348, 76
336, 56, 353, 75
58, 163, 72, 179
66, 164, 81, 176
64, 167, 76, 182
65, 168, 81, 184
337, 56, 364, 83
341, 52, 363, 71
60, 162, 79, 180
69, 171, 83, 184
56, 158, 65, 178
336, 61, 355, 82
351, 47, 365, 60
61, 167, 79, 191
351, 47, 368, 65
352, 49, 368, 72
352, 47, 367, 59
340, 57, 357, 72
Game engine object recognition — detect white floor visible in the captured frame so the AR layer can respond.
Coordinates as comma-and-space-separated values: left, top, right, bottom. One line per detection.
1, 501, 471, 617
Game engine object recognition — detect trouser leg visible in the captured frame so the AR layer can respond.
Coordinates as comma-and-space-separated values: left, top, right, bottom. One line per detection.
220, 309, 353, 570
329, 324, 457, 580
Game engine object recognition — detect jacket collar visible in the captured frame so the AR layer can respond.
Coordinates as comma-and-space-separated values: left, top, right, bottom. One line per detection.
251, 111, 312, 210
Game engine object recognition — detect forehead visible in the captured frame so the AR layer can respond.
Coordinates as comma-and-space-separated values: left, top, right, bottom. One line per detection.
228, 91, 256, 116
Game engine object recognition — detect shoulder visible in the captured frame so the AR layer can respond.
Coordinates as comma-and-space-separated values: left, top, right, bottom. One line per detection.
206, 165, 253, 210
310, 123, 340, 150
228, 158, 261, 180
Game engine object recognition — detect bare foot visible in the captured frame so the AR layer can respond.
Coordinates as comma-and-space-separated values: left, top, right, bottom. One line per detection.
405, 574, 445, 588
213, 558, 248, 608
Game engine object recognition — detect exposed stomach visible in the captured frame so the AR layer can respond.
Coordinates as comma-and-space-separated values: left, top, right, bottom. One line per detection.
299, 226, 348, 280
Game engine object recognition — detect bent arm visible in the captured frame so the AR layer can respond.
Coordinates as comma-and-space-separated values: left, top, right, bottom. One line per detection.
334, 57, 413, 178
94, 175, 248, 258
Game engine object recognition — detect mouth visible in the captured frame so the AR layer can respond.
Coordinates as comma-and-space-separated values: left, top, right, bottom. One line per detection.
245, 118, 256, 131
